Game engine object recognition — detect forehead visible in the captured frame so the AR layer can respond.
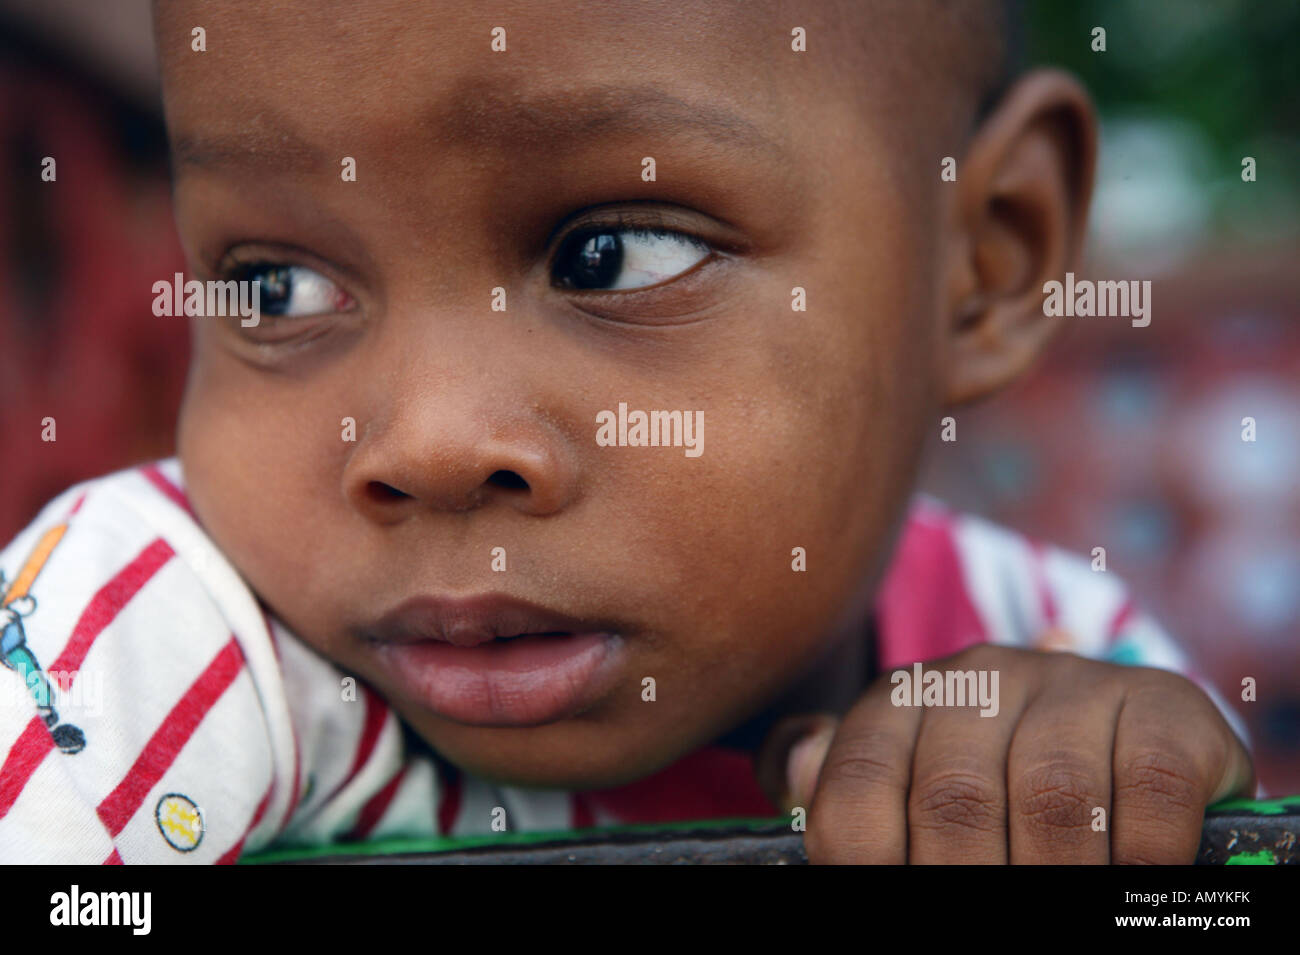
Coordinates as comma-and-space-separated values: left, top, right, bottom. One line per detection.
154, 0, 840, 164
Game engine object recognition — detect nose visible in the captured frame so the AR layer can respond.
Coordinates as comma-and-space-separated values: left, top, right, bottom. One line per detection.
342, 401, 580, 523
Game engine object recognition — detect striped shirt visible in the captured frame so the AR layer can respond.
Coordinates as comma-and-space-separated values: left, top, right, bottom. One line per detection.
0, 460, 1244, 863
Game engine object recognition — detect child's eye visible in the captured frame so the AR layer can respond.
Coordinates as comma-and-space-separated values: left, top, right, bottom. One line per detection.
226, 262, 354, 317
553, 227, 712, 291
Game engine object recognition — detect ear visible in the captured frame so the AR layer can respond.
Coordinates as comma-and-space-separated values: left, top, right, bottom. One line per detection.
939, 70, 1098, 406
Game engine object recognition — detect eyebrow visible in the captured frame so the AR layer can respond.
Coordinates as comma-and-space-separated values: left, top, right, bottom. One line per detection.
170, 83, 787, 173
438, 83, 787, 158
170, 128, 324, 173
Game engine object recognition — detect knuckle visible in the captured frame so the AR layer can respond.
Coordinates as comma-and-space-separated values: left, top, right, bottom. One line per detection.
801, 729, 910, 864
948, 643, 1003, 669
819, 731, 908, 792
1117, 746, 1201, 814
1014, 758, 1099, 834
1139, 665, 1191, 692
910, 770, 1004, 834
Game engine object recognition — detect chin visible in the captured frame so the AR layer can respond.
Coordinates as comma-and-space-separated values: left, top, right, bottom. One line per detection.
414, 719, 683, 792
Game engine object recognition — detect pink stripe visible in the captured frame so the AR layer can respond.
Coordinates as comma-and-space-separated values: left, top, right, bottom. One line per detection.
874, 507, 990, 669
216, 782, 274, 864
67, 492, 88, 516
1105, 598, 1137, 644
96, 637, 245, 837
139, 463, 197, 520
0, 718, 55, 819
50, 538, 174, 677
103, 848, 123, 864
1028, 540, 1059, 628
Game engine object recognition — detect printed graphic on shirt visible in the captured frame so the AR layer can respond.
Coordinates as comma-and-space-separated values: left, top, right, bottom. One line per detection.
155, 793, 204, 851
0, 517, 85, 755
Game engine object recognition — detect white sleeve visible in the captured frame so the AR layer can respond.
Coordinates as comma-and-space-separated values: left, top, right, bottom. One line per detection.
0, 472, 289, 862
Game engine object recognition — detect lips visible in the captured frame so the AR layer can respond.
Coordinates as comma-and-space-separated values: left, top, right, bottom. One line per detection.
365, 594, 610, 648
357, 594, 629, 726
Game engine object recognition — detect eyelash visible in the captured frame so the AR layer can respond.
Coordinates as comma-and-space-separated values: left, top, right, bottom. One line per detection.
214, 249, 354, 309
209, 209, 720, 333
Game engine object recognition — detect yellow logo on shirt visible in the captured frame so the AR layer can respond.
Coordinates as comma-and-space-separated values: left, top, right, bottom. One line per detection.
156, 793, 204, 852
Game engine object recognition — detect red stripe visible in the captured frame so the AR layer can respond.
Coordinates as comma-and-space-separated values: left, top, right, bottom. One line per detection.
581, 746, 777, 825
344, 766, 408, 842
50, 538, 174, 677
1028, 540, 1059, 628
261, 609, 304, 836
216, 782, 274, 864
68, 492, 88, 516
1106, 598, 1137, 644
139, 463, 196, 520
324, 689, 388, 804
96, 637, 246, 837
0, 718, 55, 819
103, 848, 123, 864
435, 760, 462, 836
571, 792, 596, 829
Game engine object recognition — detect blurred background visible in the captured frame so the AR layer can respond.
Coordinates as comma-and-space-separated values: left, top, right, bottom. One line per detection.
1, 1, 1296, 796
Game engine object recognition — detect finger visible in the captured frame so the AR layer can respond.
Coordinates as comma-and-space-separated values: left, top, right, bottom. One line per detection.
754, 712, 839, 811
788, 720, 839, 811
803, 678, 923, 864
1207, 712, 1255, 807
1007, 660, 1120, 864
1111, 670, 1251, 865
906, 651, 1035, 864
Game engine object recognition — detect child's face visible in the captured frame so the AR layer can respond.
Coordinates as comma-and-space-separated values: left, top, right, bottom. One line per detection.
158, 0, 984, 787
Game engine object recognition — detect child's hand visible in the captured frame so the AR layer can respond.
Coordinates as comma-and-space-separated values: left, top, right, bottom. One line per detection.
759, 641, 1254, 863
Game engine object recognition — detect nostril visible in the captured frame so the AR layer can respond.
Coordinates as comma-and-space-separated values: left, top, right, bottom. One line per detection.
365, 481, 412, 503
487, 469, 529, 491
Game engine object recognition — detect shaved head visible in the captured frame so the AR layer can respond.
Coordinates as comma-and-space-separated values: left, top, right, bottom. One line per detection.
823, 0, 1021, 143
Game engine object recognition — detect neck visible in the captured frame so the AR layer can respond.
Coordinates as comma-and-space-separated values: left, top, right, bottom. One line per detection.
716, 611, 877, 753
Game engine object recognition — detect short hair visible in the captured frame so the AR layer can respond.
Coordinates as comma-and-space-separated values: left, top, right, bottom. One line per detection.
827, 0, 1024, 140
979, 0, 1025, 118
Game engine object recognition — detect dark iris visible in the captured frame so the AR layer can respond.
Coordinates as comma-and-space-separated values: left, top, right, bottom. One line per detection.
556, 232, 623, 289
235, 264, 293, 316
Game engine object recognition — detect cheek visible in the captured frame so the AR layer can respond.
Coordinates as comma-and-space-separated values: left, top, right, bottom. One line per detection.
604, 335, 929, 700
177, 342, 347, 635
682, 319, 930, 706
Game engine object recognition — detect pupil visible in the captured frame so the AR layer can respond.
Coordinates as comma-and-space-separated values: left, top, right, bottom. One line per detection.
254, 266, 292, 315
564, 232, 622, 289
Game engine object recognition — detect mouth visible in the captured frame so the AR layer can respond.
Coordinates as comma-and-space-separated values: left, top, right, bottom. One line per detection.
357, 594, 629, 727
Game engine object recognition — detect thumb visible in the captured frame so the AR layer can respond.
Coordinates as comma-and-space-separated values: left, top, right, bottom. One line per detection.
755, 713, 839, 811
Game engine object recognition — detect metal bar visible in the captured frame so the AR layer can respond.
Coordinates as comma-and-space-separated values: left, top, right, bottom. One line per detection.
286, 802, 1300, 865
